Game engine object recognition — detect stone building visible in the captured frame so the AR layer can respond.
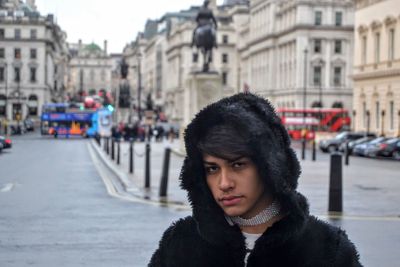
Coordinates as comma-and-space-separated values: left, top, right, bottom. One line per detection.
0, 0, 69, 125
238, 0, 355, 110
353, 0, 400, 137
66, 40, 112, 99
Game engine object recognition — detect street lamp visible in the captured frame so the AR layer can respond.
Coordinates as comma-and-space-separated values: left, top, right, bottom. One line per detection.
352, 110, 356, 132
4, 62, 8, 134
366, 110, 370, 134
301, 48, 308, 160
136, 52, 142, 122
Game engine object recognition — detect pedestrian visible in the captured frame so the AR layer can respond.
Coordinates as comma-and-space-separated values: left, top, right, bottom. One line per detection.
149, 93, 361, 266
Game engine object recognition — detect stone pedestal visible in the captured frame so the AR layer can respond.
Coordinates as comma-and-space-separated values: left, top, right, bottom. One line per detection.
179, 71, 222, 152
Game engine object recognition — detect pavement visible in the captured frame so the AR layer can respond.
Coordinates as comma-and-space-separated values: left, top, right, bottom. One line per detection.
91, 137, 400, 218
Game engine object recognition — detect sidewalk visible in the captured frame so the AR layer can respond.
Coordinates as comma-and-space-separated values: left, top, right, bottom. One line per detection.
92, 138, 400, 218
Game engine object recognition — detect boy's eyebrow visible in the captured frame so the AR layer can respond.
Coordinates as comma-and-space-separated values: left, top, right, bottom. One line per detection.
203, 156, 245, 165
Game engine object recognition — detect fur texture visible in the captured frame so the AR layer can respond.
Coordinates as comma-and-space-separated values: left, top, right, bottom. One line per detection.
149, 93, 361, 267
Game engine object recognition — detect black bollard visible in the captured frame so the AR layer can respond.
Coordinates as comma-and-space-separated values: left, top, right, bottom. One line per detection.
345, 141, 350, 166
159, 148, 171, 197
301, 139, 306, 160
117, 140, 121, 165
111, 138, 115, 160
129, 140, 134, 174
328, 152, 343, 213
106, 137, 110, 155
145, 143, 151, 189
312, 140, 316, 161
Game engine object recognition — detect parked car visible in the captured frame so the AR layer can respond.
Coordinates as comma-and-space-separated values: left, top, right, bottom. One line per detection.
353, 137, 389, 157
338, 136, 376, 155
372, 138, 400, 160
319, 132, 375, 153
0, 135, 12, 149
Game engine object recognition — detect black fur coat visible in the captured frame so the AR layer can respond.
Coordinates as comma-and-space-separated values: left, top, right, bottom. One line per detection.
149, 94, 361, 267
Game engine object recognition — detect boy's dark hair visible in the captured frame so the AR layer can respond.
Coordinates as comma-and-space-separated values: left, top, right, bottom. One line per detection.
197, 123, 253, 161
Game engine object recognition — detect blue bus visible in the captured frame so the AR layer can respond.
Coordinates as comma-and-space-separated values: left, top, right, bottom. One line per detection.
40, 103, 112, 138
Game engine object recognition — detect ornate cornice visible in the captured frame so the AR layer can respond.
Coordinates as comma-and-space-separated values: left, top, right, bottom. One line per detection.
353, 68, 400, 81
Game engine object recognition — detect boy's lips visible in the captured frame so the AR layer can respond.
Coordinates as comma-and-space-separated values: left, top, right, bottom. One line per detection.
219, 196, 243, 206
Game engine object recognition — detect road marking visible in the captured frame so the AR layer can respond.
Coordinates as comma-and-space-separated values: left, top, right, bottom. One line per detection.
1, 183, 14, 192
317, 214, 400, 222
87, 143, 190, 211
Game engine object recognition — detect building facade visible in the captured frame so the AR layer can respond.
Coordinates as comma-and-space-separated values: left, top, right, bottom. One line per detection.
67, 40, 112, 100
353, 0, 400, 137
0, 0, 69, 125
239, 0, 354, 110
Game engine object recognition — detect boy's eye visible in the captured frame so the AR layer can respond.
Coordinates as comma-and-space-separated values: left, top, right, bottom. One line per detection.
205, 166, 218, 174
232, 161, 246, 168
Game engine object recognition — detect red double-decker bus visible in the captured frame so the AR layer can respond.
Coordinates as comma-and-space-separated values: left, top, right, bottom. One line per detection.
277, 108, 351, 140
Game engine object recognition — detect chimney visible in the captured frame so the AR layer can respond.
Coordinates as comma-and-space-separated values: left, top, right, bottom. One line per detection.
104, 40, 108, 56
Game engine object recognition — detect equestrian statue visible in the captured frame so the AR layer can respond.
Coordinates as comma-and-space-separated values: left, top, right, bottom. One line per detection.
191, 0, 218, 72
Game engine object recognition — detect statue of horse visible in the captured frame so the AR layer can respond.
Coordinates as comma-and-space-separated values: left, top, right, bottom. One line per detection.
193, 24, 216, 72
192, 0, 218, 72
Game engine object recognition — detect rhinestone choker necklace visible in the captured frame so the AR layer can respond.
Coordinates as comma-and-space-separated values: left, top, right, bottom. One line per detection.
227, 201, 280, 227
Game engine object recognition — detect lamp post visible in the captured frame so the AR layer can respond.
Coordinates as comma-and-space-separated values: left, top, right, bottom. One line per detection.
352, 110, 356, 132
301, 48, 308, 160
137, 52, 142, 122
4, 62, 8, 120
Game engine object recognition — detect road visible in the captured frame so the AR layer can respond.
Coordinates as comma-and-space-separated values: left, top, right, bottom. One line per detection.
1, 133, 399, 266
0, 133, 188, 267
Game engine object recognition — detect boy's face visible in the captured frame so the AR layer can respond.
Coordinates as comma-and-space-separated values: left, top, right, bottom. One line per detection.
203, 154, 271, 219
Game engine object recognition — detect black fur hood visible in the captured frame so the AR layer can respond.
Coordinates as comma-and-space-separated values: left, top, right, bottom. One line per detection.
180, 93, 309, 246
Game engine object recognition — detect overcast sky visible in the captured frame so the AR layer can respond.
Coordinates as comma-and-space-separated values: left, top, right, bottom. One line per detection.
35, 0, 224, 54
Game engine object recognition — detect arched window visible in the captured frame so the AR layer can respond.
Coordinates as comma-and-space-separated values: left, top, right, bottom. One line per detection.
28, 94, 38, 116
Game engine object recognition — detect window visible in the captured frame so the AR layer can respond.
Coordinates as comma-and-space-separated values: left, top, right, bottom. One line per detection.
335, 12, 343, 26
0, 67, 4, 82
314, 39, 322, 53
222, 35, 228, 44
375, 32, 380, 63
30, 29, 37, 39
333, 67, 342, 86
375, 101, 380, 129
14, 67, 20, 82
389, 29, 395, 61
222, 53, 228, 64
334, 40, 342, 54
30, 68, 36, 82
30, 48, 37, 59
313, 66, 322, 85
192, 53, 198, 63
14, 29, 21, 39
389, 101, 394, 129
362, 36, 367, 65
222, 72, 228, 85
0, 29, 4, 39
14, 48, 21, 59
0, 48, 4, 58
314, 11, 322, 26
